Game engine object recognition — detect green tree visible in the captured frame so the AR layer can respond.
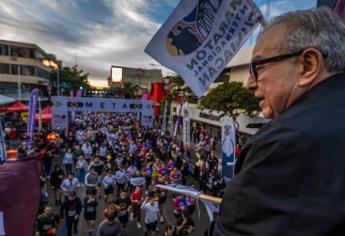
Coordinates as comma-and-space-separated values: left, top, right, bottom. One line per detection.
59, 65, 91, 91
200, 81, 260, 122
122, 82, 139, 99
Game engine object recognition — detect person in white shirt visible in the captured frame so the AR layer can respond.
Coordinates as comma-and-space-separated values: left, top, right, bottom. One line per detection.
127, 164, 137, 179
103, 169, 116, 203
81, 142, 93, 161
114, 167, 127, 197
63, 148, 74, 176
141, 196, 159, 236
60, 173, 79, 199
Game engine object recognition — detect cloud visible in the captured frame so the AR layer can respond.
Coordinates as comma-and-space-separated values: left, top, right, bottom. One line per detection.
0, 0, 177, 86
0, 0, 316, 87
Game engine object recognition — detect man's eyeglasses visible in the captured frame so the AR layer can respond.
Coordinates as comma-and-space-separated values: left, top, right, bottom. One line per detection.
249, 49, 305, 82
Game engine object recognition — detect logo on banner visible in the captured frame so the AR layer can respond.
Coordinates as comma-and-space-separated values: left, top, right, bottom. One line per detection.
166, 0, 223, 56
224, 125, 231, 136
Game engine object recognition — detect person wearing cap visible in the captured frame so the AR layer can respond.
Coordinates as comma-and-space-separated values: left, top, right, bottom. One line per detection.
205, 7, 345, 236
60, 191, 82, 236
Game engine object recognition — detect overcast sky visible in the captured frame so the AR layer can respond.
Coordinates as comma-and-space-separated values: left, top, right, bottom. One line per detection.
0, 0, 316, 87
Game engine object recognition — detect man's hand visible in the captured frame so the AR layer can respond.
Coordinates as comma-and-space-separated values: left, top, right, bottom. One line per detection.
74, 215, 79, 220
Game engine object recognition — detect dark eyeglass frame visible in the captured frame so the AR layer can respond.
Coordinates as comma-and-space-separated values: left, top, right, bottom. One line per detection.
249, 49, 305, 82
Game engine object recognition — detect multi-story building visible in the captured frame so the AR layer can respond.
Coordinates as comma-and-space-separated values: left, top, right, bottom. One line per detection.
108, 66, 162, 95
0, 39, 61, 101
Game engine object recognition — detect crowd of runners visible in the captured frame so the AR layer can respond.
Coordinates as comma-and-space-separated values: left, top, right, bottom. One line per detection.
21, 112, 226, 236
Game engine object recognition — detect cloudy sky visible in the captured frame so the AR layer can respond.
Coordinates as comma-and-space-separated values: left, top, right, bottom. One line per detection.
0, 0, 316, 87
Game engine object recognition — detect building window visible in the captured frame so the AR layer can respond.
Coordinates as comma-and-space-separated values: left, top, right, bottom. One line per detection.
36, 67, 50, 79
10, 65, 35, 76
0, 44, 9, 56
0, 63, 10, 74
11, 64, 19, 74
11, 46, 35, 58
21, 65, 35, 76
35, 50, 45, 60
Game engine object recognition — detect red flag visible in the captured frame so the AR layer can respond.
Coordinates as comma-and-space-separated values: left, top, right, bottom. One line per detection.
334, 0, 345, 20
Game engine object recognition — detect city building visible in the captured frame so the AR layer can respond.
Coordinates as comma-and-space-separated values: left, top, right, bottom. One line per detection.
108, 65, 162, 95
0, 39, 61, 101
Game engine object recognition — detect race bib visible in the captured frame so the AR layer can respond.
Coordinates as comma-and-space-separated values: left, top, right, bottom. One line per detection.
68, 209, 76, 217
119, 210, 127, 216
43, 224, 52, 230
87, 206, 95, 213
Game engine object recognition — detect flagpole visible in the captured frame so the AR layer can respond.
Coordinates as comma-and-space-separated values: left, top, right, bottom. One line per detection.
38, 96, 42, 131
198, 194, 222, 205
155, 184, 222, 205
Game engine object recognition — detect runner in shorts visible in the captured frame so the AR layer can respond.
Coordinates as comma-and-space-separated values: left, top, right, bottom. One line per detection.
141, 196, 159, 236
83, 191, 98, 236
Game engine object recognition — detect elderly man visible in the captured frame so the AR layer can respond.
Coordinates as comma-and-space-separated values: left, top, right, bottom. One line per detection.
205, 7, 345, 236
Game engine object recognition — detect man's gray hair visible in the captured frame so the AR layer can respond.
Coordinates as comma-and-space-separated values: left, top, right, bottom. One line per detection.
259, 7, 345, 72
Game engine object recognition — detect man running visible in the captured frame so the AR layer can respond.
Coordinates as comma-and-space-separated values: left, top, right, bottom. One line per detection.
60, 191, 82, 236
35, 205, 60, 236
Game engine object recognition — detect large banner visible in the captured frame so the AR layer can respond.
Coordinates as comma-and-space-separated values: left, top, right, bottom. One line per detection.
27, 89, 39, 150
145, 0, 263, 97
220, 116, 236, 179
51, 97, 154, 131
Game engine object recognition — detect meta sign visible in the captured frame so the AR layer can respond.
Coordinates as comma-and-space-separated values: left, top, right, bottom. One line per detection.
51, 96, 154, 131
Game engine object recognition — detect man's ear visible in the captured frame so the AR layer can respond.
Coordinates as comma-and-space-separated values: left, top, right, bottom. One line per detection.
298, 48, 323, 87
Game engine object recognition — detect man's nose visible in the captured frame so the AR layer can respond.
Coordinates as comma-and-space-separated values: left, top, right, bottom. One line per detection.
244, 76, 257, 90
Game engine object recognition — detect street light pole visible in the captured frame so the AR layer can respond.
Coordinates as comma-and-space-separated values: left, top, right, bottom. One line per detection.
17, 65, 21, 100
57, 69, 60, 96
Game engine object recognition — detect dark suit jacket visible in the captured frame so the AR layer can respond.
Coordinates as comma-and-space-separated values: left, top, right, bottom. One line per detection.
206, 73, 345, 236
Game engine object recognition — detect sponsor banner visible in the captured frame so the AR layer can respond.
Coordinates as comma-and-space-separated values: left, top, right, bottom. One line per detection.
0, 122, 6, 164
51, 97, 154, 131
220, 116, 236, 179
27, 89, 39, 150
182, 107, 191, 148
145, 0, 263, 97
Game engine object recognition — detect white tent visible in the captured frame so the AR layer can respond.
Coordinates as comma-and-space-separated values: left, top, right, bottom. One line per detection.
0, 95, 15, 105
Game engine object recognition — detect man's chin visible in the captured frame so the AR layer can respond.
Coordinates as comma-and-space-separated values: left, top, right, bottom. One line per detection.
261, 108, 274, 119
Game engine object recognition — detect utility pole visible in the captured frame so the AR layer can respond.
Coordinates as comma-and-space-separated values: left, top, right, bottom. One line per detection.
17, 65, 21, 100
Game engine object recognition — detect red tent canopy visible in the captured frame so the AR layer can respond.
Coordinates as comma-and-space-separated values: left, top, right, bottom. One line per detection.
1, 101, 28, 113
35, 105, 52, 122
